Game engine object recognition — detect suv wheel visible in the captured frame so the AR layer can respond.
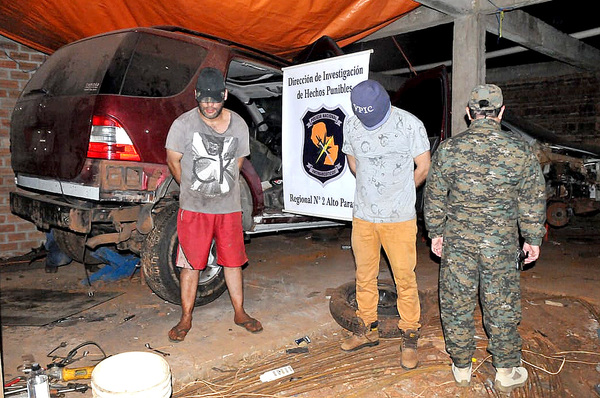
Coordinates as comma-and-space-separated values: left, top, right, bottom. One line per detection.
141, 204, 227, 306
53, 229, 102, 266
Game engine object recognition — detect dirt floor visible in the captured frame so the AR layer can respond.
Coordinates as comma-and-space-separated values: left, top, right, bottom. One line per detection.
1, 215, 600, 398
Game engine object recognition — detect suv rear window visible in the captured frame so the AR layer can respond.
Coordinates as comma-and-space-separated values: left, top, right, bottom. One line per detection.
23, 32, 207, 98
23, 33, 128, 97
119, 33, 207, 97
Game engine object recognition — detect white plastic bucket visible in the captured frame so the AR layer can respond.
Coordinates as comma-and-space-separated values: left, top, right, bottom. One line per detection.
91, 351, 171, 397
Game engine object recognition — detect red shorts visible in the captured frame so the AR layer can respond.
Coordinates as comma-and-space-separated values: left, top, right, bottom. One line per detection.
176, 209, 248, 270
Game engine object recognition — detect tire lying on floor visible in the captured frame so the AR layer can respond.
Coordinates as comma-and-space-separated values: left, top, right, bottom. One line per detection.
329, 279, 424, 338
141, 204, 227, 306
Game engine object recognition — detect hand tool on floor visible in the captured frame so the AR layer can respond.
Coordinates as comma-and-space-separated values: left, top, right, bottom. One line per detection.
6, 383, 90, 397
47, 341, 68, 360
145, 343, 170, 356
47, 364, 95, 381
4, 386, 27, 396
55, 382, 89, 394
3, 376, 23, 387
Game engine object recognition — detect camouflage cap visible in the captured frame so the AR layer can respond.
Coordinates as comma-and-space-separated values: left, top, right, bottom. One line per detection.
468, 84, 503, 111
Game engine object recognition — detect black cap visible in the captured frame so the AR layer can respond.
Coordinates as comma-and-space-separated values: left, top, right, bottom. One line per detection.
195, 67, 226, 102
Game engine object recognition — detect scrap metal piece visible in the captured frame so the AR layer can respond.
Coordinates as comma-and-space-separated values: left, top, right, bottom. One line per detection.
547, 201, 569, 227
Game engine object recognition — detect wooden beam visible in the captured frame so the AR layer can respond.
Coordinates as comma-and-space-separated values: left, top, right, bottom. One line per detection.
360, 7, 452, 41
415, 0, 474, 16
361, 0, 553, 41
452, 13, 486, 134
479, 0, 552, 14
416, 0, 553, 16
486, 9, 600, 71
362, 0, 600, 73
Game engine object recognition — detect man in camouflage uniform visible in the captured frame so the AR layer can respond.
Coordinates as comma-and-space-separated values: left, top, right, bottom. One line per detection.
424, 84, 546, 392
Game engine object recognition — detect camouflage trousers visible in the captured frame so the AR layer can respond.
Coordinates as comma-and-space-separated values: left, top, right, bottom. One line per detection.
439, 235, 522, 368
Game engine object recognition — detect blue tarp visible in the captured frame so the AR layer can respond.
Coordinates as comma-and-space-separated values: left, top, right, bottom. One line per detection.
82, 247, 139, 284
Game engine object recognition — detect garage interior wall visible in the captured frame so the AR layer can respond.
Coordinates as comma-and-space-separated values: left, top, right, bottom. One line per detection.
1, 32, 600, 259
0, 36, 46, 257
490, 63, 600, 150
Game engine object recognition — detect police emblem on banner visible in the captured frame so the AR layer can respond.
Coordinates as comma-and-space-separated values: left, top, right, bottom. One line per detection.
301, 106, 346, 185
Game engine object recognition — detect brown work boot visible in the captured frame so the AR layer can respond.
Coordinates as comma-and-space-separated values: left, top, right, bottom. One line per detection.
341, 320, 379, 352
400, 329, 420, 369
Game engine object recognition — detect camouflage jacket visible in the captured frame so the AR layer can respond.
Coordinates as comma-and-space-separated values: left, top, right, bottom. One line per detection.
424, 118, 546, 245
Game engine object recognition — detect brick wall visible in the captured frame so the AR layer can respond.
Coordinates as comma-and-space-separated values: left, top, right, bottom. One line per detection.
1, 36, 47, 259
503, 74, 600, 148
491, 63, 600, 149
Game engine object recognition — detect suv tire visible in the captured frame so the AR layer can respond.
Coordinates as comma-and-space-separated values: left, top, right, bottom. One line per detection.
141, 203, 227, 306
53, 229, 102, 266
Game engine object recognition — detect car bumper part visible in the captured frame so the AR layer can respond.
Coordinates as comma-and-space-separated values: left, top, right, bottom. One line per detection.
10, 191, 92, 233
10, 191, 142, 234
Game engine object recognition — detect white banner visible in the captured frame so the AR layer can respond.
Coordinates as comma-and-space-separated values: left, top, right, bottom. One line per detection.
281, 50, 371, 221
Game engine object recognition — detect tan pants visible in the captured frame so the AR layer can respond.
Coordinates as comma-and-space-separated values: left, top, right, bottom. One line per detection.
351, 217, 421, 331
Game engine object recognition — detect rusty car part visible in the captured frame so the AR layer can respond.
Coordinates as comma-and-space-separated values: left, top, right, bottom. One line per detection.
533, 142, 600, 227
546, 201, 570, 227
85, 222, 136, 249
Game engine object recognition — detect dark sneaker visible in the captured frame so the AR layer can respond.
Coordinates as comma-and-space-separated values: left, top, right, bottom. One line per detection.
400, 329, 420, 369
341, 321, 379, 352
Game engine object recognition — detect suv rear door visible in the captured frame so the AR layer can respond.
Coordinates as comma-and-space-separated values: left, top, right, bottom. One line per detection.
11, 33, 131, 180
10, 31, 208, 181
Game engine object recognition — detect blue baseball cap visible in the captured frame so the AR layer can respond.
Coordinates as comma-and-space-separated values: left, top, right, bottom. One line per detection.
350, 80, 391, 130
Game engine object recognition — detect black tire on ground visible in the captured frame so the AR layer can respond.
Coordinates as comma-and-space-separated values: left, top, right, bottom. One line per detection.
329, 279, 422, 338
141, 204, 227, 306
53, 228, 102, 265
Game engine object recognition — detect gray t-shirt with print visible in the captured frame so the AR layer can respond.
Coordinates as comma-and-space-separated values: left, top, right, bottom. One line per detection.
165, 107, 250, 214
342, 106, 430, 223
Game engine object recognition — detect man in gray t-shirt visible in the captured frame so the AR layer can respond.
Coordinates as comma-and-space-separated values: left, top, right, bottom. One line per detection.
340, 79, 430, 370
165, 67, 262, 342
166, 100, 249, 214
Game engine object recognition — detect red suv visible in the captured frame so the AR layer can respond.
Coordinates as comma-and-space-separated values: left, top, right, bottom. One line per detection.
10, 27, 342, 303
10, 27, 452, 305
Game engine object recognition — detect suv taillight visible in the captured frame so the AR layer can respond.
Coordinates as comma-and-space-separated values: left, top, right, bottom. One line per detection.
87, 115, 141, 161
